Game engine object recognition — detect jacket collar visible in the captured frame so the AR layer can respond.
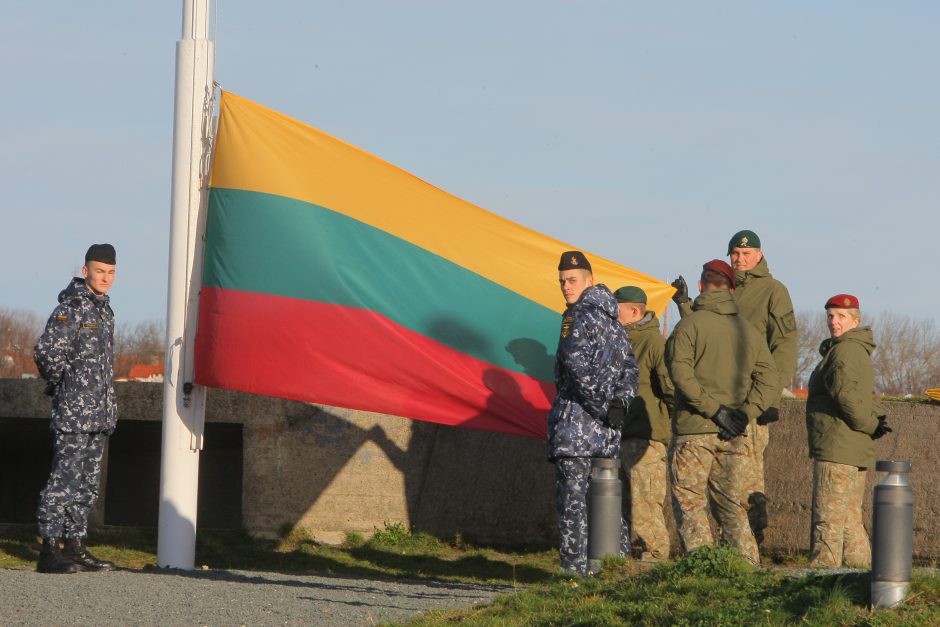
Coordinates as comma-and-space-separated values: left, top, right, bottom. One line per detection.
691, 288, 738, 315
735, 256, 771, 284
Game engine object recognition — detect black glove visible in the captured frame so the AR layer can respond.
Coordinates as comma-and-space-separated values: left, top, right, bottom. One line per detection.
711, 405, 748, 441
43, 381, 58, 397
756, 407, 779, 426
603, 399, 627, 430
671, 275, 690, 305
872, 416, 892, 440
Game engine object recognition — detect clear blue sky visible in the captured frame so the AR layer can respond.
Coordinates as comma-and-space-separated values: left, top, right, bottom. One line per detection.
3, 2, 937, 325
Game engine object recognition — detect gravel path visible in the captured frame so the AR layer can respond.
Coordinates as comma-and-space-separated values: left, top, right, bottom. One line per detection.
0, 567, 509, 625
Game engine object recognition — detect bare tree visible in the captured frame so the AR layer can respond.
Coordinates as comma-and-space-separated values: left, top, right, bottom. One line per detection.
114, 319, 166, 379
797, 309, 940, 396
0, 307, 43, 378
794, 310, 829, 390
869, 312, 940, 396
0, 309, 167, 381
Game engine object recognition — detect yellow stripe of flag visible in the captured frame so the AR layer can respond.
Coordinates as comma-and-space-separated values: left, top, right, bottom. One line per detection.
210, 91, 674, 314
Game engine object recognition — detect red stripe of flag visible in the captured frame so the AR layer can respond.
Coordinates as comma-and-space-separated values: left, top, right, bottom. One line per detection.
195, 287, 554, 439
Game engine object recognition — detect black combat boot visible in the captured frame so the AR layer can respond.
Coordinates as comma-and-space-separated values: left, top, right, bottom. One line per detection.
63, 537, 116, 571
36, 537, 80, 574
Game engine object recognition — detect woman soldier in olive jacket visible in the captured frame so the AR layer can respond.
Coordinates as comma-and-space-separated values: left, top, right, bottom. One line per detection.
805, 294, 891, 568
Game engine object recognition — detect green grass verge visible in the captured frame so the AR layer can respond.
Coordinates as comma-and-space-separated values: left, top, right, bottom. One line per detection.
406, 546, 940, 626
3, 525, 938, 625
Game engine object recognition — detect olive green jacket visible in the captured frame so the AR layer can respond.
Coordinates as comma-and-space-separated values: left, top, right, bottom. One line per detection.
733, 257, 797, 396
622, 312, 674, 444
678, 257, 797, 399
666, 289, 778, 436
805, 326, 882, 468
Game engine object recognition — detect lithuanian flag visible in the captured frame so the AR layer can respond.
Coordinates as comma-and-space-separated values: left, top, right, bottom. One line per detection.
194, 91, 673, 439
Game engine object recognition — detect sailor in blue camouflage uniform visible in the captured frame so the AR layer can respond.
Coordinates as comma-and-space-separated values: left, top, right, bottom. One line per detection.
33, 244, 119, 574
549, 250, 639, 576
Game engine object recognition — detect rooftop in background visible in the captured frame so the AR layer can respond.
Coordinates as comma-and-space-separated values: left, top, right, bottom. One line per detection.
116, 364, 164, 383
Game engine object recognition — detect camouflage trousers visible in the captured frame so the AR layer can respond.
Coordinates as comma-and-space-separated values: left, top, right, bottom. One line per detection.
745, 422, 770, 544
555, 457, 631, 576
809, 460, 871, 568
37, 431, 107, 539
669, 428, 759, 565
621, 438, 670, 560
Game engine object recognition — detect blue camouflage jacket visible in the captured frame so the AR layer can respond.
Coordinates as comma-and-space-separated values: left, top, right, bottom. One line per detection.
34, 277, 117, 433
547, 284, 639, 460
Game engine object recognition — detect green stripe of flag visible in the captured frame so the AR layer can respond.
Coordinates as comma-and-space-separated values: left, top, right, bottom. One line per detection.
203, 188, 560, 381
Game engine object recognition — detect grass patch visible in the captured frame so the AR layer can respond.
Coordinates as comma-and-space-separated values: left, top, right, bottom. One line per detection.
408, 545, 940, 626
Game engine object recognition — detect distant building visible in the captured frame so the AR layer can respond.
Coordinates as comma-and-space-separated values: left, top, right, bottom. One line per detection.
0, 348, 39, 379
116, 364, 164, 383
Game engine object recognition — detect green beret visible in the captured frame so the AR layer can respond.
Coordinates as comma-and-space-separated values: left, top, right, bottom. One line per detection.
614, 286, 647, 304
558, 250, 592, 272
727, 229, 761, 254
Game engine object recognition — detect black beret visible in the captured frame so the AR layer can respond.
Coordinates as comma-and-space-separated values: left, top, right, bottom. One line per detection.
85, 243, 116, 265
558, 250, 592, 272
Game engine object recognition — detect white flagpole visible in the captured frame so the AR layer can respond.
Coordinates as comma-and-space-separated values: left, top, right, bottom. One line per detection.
158, 0, 214, 570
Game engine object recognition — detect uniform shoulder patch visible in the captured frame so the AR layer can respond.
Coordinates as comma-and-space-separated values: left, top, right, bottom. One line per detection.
561, 315, 574, 339
776, 311, 797, 333
56, 314, 68, 322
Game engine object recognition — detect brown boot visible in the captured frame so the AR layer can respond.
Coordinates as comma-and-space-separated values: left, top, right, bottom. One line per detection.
63, 537, 116, 571
36, 538, 80, 574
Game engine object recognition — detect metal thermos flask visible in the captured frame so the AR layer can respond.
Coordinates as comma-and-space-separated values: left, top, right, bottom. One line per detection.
588, 457, 623, 574
871, 460, 913, 609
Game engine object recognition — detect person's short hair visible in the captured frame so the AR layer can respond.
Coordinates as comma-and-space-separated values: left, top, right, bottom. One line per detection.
701, 269, 732, 290
85, 243, 116, 265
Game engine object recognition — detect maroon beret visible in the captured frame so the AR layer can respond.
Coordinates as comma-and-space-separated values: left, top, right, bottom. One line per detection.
702, 259, 736, 288
825, 293, 860, 309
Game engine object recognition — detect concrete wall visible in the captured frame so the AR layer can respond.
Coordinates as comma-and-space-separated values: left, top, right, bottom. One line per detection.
2, 379, 937, 557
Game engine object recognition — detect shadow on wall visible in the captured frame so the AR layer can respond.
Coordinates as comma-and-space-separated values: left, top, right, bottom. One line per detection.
252, 392, 557, 548
256, 317, 560, 547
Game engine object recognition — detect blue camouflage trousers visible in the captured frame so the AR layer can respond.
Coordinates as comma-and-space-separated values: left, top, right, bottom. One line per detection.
37, 431, 107, 539
555, 457, 630, 575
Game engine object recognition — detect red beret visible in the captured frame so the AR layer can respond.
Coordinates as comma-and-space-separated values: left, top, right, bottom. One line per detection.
702, 259, 736, 288
825, 293, 860, 309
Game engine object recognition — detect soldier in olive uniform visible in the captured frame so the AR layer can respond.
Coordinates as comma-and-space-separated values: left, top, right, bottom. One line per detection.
671, 230, 796, 544
614, 286, 674, 562
806, 294, 890, 568
549, 251, 639, 576
666, 260, 777, 565
33, 244, 119, 574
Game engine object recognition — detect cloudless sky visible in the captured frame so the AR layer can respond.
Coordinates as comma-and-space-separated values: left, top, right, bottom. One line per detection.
2, 1, 937, 327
